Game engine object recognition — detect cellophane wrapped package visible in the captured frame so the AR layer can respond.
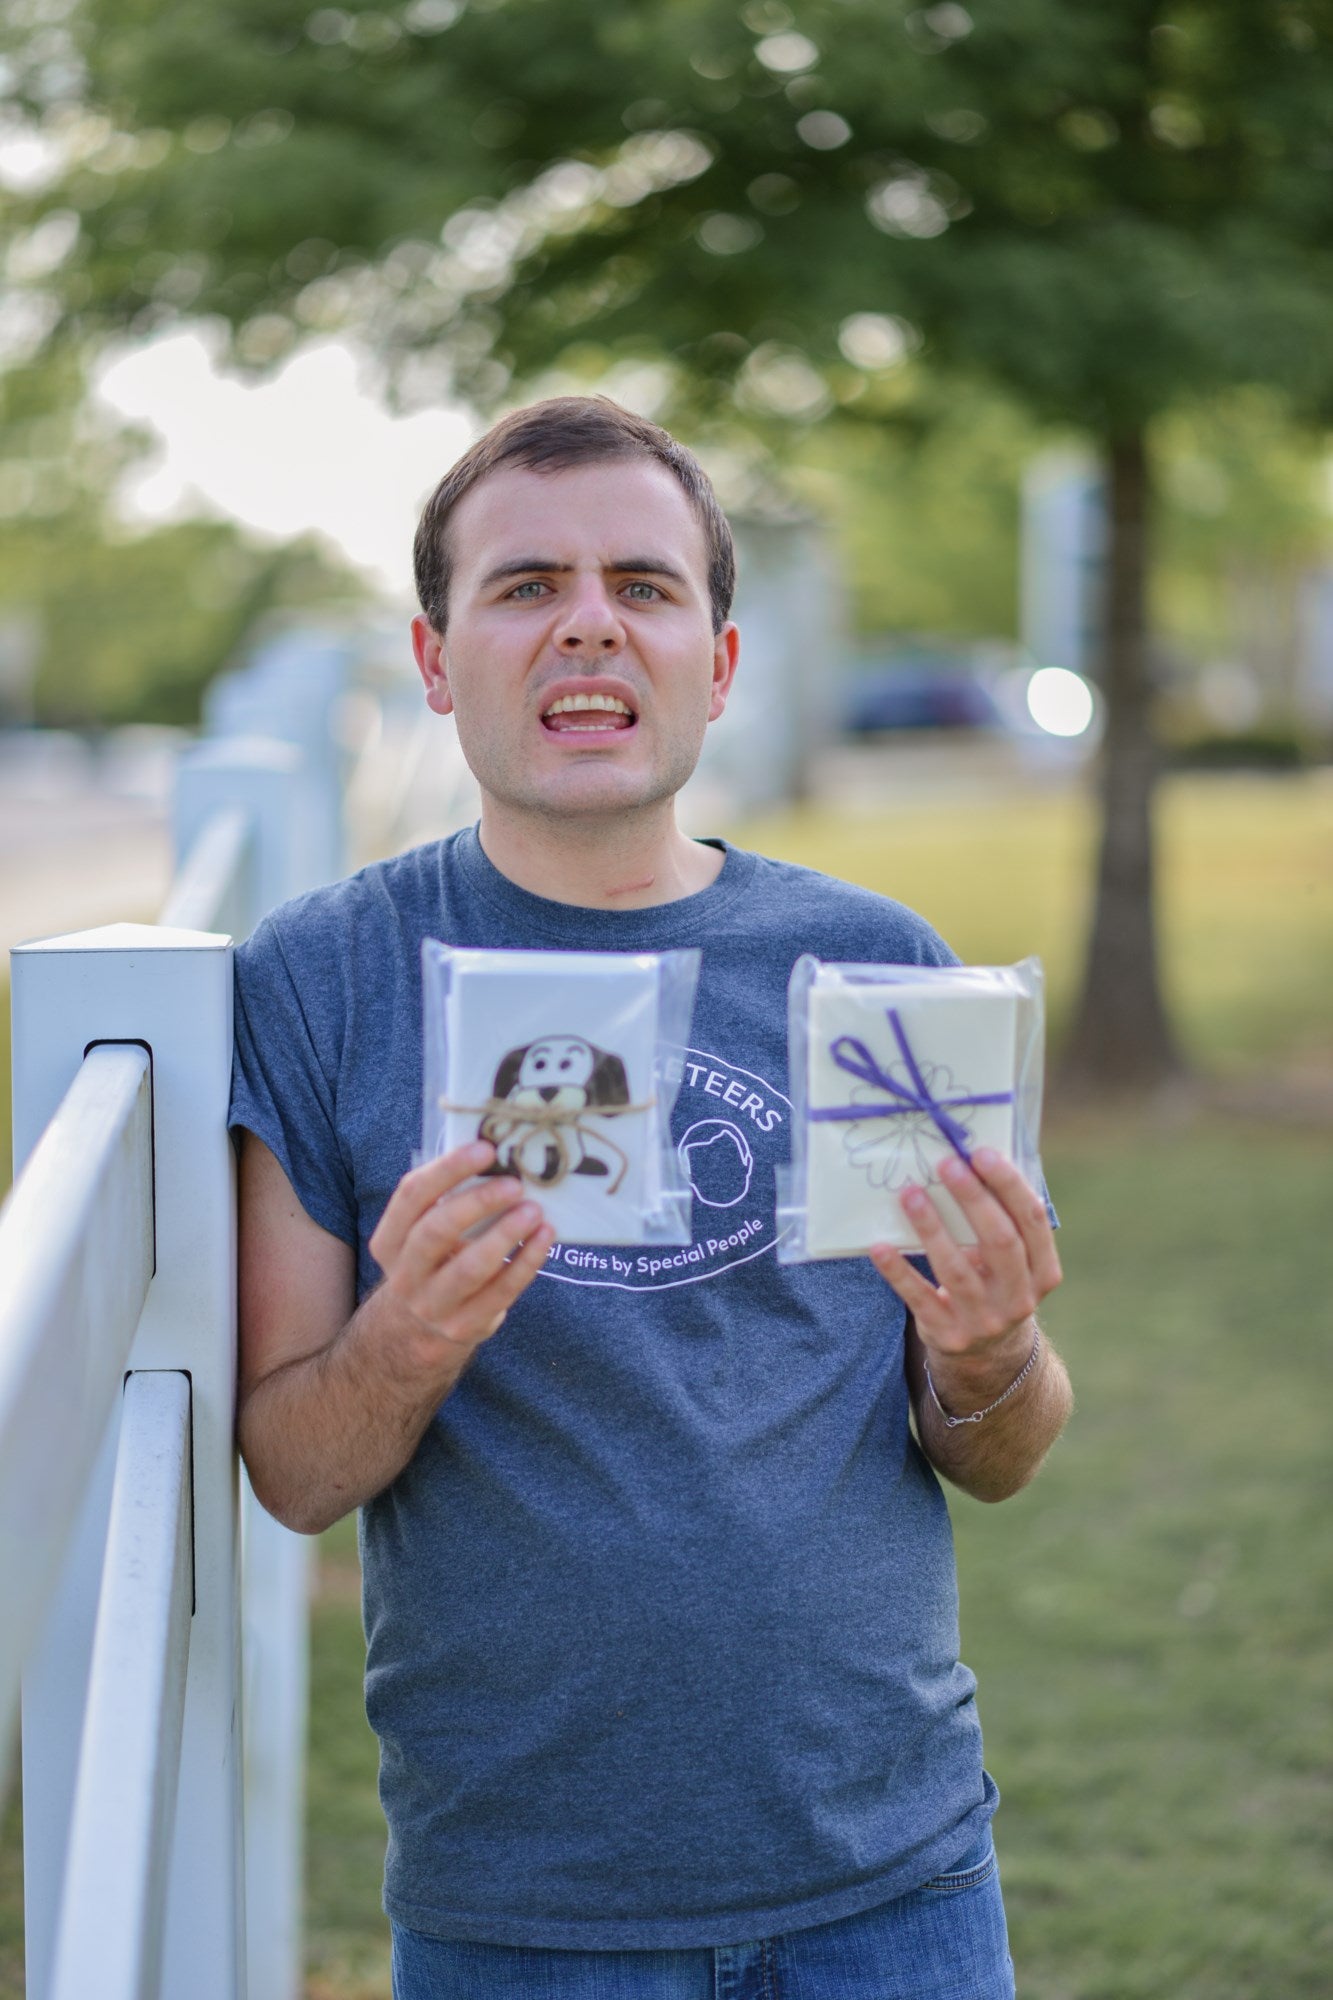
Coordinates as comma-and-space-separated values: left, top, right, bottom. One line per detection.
778, 954, 1046, 1262
420, 942, 700, 1245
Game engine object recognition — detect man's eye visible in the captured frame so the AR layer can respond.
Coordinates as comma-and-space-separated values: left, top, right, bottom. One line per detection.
508, 580, 547, 600
622, 581, 660, 602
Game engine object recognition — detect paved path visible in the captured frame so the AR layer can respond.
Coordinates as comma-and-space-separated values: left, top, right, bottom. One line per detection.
1, 773, 171, 962
0, 728, 1085, 965
805, 735, 1087, 811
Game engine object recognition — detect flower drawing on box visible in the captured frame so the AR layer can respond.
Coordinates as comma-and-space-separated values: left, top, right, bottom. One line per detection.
478, 1035, 632, 1190
841, 1059, 970, 1191
815, 1006, 1012, 1192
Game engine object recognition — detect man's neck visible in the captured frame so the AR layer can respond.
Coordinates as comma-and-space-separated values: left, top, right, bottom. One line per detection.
477, 802, 725, 909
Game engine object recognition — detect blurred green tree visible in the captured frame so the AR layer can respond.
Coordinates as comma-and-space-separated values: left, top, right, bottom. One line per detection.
792, 383, 1031, 643
5, 0, 1332, 1082
0, 348, 366, 727
1152, 392, 1333, 736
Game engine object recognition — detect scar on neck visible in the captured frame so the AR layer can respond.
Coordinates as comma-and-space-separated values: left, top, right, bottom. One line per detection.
605, 875, 655, 898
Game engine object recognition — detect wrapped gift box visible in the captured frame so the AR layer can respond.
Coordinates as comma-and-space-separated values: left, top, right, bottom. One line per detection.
421, 944, 697, 1245
782, 957, 1045, 1260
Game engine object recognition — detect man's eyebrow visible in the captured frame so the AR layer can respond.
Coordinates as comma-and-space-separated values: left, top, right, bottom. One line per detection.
478, 555, 690, 589
611, 556, 690, 585
479, 557, 574, 589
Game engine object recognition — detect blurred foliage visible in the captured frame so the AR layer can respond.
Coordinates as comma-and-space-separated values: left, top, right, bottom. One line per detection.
1151, 390, 1333, 687
2, 0, 1329, 692
790, 387, 1030, 640
4, 0, 1332, 1074
4, 0, 1331, 433
794, 388, 1333, 656
0, 348, 366, 727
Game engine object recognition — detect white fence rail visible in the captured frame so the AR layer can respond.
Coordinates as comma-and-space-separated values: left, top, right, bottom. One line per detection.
2, 628, 366, 2000
49, 1370, 194, 2000
0, 1045, 154, 1774
159, 805, 251, 936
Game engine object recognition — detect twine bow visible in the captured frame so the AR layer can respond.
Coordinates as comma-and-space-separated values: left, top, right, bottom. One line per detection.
808, 1007, 1011, 1165
438, 1094, 655, 1195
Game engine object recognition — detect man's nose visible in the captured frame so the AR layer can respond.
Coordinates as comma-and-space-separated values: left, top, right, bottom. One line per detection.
553, 578, 625, 655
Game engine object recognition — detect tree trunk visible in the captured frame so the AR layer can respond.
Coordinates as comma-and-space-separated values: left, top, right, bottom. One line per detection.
1059, 430, 1183, 1092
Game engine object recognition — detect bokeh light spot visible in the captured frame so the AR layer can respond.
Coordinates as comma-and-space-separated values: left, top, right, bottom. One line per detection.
1026, 667, 1095, 737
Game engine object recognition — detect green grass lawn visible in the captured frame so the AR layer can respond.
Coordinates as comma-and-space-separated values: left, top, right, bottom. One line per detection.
295, 1112, 1333, 2000
741, 770, 1333, 1075
2, 772, 1330, 1997
962, 1116, 1332, 1998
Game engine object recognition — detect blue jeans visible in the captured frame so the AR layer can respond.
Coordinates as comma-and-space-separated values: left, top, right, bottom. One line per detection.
390, 1830, 1014, 1999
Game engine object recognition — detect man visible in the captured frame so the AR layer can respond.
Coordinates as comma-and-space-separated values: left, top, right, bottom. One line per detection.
232, 396, 1071, 1999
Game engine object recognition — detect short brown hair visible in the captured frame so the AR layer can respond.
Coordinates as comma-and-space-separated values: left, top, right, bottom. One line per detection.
413, 396, 736, 635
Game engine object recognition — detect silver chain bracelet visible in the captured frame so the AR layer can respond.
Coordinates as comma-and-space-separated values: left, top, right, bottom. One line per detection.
925, 1329, 1043, 1428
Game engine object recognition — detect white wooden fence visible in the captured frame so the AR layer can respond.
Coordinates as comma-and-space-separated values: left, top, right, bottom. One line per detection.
1, 630, 362, 2000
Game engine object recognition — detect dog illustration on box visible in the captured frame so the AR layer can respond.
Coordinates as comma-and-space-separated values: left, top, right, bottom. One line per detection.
479, 1035, 632, 1188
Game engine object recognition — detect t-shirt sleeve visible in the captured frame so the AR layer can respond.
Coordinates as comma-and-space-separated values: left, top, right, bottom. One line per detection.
908, 916, 961, 971
230, 912, 357, 1248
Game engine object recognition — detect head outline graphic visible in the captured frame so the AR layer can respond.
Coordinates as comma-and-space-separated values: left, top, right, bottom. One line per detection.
678, 1118, 755, 1209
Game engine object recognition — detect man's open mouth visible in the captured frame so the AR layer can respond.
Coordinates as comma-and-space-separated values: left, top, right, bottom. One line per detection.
541, 693, 637, 734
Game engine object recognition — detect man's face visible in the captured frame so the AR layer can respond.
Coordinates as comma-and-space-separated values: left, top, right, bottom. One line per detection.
411, 458, 738, 823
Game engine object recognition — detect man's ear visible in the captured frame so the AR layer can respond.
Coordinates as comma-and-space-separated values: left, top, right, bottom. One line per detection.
708, 622, 740, 724
411, 614, 454, 716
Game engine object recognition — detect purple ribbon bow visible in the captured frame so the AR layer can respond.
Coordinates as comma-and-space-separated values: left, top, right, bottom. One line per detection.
808, 1006, 1012, 1164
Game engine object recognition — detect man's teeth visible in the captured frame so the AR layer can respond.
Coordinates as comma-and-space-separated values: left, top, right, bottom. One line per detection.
544, 693, 633, 718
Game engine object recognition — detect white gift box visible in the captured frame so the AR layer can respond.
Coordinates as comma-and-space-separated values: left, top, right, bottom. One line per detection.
780, 957, 1046, 1261
420, 945, 698, 1245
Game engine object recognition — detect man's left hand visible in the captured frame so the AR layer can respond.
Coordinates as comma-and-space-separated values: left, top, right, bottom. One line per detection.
868, 1147, 1062, 1398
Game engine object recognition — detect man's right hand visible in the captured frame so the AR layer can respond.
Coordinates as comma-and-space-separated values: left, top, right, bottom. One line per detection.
370, 1141, 555, 1351
236, 1132, 553, 1534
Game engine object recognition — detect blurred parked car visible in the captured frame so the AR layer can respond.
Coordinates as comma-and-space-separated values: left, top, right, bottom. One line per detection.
843, 666, 1008, 736
839, 643, 1101, 763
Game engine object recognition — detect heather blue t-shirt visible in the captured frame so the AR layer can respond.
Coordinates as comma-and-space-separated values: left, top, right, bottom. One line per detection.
230, 828, 999, 1950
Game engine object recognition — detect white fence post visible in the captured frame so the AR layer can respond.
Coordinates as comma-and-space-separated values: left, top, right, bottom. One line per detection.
172, 736, 315, 2000
13, 923, 244, 2000
240, 1492, 309, 2000
172, 739, 307, 937
203, 627, 352, 887
9, 646, 357, 1998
